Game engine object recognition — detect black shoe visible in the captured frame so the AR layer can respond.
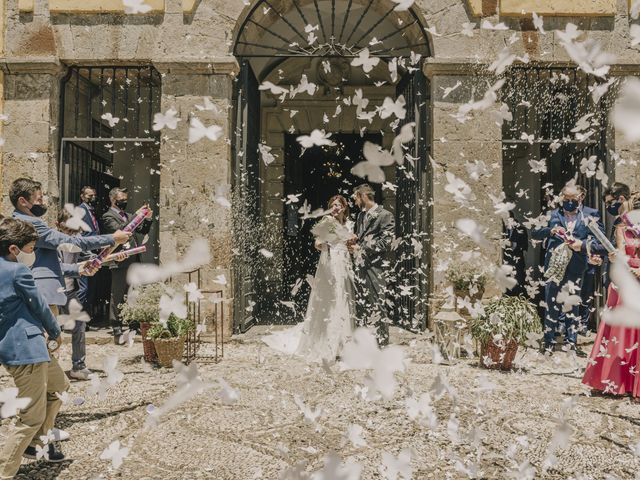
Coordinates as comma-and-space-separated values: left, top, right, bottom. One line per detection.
567, 344, 588, 358
539, 345, 553, 355
47, 442, 66, 463
22, 446, 37, 459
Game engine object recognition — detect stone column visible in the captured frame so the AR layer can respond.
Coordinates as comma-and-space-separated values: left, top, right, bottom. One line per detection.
155, 59, 238, 324
426, 64, 504, 302
0, 63, 61, 215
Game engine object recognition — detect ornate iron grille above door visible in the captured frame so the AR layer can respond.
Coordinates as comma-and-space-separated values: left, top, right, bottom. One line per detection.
234, 0, 430, 58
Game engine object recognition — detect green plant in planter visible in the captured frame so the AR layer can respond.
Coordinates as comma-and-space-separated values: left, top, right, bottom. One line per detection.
446, 261, 487, 293
470, 295, 542, 346
148, 314, 194, 340
119, 283, 165, 329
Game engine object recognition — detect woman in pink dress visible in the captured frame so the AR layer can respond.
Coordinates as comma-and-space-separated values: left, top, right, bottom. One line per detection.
582, 188, 640, 400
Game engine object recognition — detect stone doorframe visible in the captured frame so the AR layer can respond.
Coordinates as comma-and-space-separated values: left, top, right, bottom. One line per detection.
258, 85, 398, 290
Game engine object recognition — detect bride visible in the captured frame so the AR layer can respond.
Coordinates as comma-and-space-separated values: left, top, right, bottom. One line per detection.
263, 194, 357, 363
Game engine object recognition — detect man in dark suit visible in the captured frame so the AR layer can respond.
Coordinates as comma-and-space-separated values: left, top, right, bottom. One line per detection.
77, 186, 100, 316
350, 184, 395, 346
101, 187, 153, 341
532, 184, 605, 356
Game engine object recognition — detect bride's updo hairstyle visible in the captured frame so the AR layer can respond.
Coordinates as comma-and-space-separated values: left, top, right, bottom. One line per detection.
328, 195, 350, 224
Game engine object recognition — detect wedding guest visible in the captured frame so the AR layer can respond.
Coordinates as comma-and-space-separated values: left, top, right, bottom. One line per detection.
583, 192, 640, 401
77, 186, 101, 318
10, 178, 131, 310
503, 211, 528, 297
101, 187, 153, 342
0, 218, 69, 474
532, 183, 605, 356
602, 183, 632, 290
577, 186, 599, 333
55, 210, 90, 381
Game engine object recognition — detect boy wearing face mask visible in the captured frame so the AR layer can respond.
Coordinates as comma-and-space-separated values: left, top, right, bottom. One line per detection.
532, 184, 606, 356
9, 178, 131, 315
0, 218, 69, 476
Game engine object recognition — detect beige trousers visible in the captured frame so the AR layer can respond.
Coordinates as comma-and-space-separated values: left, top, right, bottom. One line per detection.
0, 307, 69, 479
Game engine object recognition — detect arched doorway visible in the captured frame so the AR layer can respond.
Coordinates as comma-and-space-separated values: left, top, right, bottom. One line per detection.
231, 0, 432, 333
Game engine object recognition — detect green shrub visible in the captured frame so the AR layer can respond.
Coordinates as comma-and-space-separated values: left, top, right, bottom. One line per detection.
446, 261, 487, 292
148, 314, 194, 340
119, 283, 165, 326
470, 296, 542, 345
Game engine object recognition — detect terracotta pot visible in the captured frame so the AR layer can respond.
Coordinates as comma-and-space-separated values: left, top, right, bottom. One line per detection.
480, 338, 519, 370
140, 322, 158, 364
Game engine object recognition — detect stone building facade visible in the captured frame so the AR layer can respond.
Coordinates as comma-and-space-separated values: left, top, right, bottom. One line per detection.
0, 0, 639, 332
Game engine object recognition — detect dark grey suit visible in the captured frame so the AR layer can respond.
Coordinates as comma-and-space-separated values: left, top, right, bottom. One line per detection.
354, 204, 395, 346
101, 207, 152, 331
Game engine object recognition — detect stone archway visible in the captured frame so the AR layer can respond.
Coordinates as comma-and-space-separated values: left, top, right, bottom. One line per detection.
231, 0, 432, 332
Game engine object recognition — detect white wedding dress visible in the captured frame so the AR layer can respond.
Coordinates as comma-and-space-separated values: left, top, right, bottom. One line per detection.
263, 218, 356, 363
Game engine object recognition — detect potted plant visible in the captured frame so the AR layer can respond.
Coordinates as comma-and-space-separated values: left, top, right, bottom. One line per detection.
446, 261, 487, 313
148, 314, 193, 368
119, 283, 165, 363
469, 295, 542, 370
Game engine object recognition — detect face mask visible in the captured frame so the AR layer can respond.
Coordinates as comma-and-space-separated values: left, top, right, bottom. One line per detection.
86, 198, 98, 208
29, 204, 47, 217
607, 201, 621, 216
115, 200, 128, 211
16, 249, 36, 268
563, 200, 578, 212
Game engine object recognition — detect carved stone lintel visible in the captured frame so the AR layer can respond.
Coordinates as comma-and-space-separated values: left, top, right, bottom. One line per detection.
153, 58, 239, 76
0, 57, 63, 75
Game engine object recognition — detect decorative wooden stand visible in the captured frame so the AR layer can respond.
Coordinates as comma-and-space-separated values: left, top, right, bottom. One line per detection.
433, 305, 467, 361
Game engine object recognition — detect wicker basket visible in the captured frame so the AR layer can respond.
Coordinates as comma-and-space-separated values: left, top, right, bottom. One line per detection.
153, 336, 185, 368
140, 322, 158, 364
480, 338, 519, 370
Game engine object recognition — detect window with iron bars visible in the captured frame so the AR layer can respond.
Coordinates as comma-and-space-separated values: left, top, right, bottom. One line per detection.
501, 66, 615, 329
59, 66, 161, 206
502, 66, 613, 216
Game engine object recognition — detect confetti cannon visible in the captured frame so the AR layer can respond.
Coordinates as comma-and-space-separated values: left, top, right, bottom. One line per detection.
103, 245, 146, 263
586, 217, 615, 253
84, 205, 151, 271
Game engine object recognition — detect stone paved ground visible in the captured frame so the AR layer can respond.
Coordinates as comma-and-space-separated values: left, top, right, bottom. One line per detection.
1, 327, 639, 479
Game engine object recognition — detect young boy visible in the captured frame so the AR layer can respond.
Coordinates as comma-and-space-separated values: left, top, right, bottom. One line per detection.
56, 209, 91, 381
0, 218, 69, 478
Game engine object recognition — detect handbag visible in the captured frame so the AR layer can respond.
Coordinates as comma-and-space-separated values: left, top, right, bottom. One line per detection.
544, 243, 572, 284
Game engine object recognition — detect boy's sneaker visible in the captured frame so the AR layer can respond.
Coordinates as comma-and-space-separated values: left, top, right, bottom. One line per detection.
47, 442, 66, 463
22, 446, 37, 459
69, 368, 92, 381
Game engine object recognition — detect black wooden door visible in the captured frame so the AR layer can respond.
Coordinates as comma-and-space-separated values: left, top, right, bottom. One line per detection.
393, 70, 431, 331
231, 59, 261, 333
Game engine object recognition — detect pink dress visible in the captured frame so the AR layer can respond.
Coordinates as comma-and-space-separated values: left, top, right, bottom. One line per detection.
582, 229, 640, 397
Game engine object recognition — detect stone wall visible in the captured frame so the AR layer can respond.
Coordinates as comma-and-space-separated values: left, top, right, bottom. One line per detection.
157, 65, 236, 319
428, 71, 504, 296
0, 69, 60, 217
1, 0, 640, 327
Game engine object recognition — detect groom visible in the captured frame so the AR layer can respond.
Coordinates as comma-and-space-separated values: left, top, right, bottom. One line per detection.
349, 184, 395, 346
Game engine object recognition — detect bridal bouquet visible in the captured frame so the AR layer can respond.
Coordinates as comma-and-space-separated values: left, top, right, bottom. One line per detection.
311, 215, 355, 245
